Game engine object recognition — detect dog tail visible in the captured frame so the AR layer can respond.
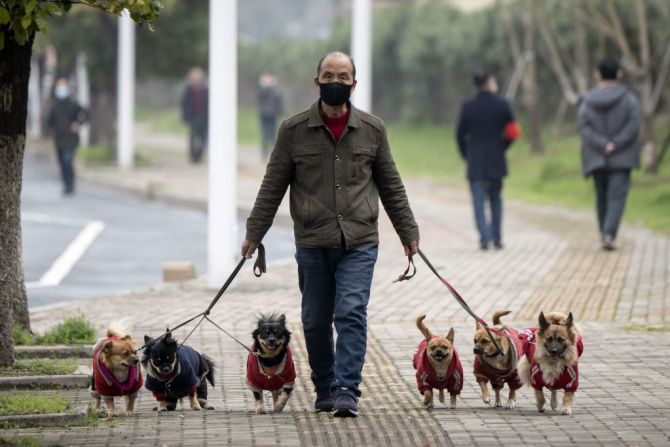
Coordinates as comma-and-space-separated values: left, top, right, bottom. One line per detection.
517, 355, 532, 386
106, 319, 131, 339
416, 315, 433, 341
202, 354, 216, 387
492, 310, 512, 326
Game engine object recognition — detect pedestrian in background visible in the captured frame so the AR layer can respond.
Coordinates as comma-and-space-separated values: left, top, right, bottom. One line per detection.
47, 77, 87, 196
577, 58, 640, 251
257, 70, 283, 161
242, 52, 419, 417
456, 72, 520, 250
181, 67, 209, 163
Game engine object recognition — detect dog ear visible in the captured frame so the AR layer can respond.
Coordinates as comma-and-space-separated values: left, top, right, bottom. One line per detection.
416, 315, 433, 342
566, 312, 574, 328
144, 335, 153, 345
538, 312, 549, 331
475, 321, 482, 331
121, 335, 131, 341
165, 332, 177, 345
279, 314, 286, 325
446, 327, 455, 343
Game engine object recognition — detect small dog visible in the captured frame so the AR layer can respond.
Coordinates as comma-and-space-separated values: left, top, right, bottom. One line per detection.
472, 310, 528, 409
90, 321, 143, 420
142, 331, 216, 411
412, 315, 463, 409
247, 313, 295, 414
518, 311, 584, 415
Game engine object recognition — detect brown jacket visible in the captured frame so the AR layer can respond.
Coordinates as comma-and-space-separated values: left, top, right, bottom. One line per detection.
246, 101, 419, 249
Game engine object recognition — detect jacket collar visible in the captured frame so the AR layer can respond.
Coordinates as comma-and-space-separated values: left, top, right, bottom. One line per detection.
307, 100, 362, 129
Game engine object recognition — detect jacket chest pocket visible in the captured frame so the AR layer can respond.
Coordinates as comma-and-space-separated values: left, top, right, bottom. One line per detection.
292, 145, 325, 180
350, 146, 376, 178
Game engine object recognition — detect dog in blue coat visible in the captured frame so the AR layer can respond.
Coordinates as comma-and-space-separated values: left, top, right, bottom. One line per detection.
142, 332, 215, 411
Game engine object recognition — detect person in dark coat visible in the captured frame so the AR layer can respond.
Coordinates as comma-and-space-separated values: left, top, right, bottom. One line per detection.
47, 77, 87, 195
577, 58, 640, 250
456, 73, 520, 250
181, 67, 209, 163
257, 71, 284, 161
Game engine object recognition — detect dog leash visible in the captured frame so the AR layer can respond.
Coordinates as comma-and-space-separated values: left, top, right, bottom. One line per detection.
395, 248, 505, 356
136, 244, 266, 353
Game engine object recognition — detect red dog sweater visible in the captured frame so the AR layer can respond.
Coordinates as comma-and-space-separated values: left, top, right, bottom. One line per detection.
91, 337, 143, 397
473, 327, 527, 391
520, 327, 584, 392
246, 346, 296, 392
413, 338, 463, 396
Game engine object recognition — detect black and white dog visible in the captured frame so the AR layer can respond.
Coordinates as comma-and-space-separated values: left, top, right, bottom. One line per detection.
142, 332, 215, 411
247, 314, 296, 414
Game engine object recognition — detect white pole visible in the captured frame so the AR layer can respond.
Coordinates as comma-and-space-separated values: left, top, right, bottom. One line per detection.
208, 0, 238, 288
351, 0, 372, 112
27, 57, 41, 139
76, 52, 91, 148
117, 11, 135, 170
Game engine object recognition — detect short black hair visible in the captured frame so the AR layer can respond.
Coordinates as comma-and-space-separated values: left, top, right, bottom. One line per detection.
473, 72, 492, 88
316, 52, 357, 79
598, 58, 620, 80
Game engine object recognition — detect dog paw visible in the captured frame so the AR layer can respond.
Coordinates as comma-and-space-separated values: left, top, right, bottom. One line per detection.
537, 405, 545, 413
424, 403, 433, 410
255, 408, 266, 415
495, 401, 502, 408
447, 404, 456, 410
551, 397, 558, 411
201, 402, 215, 410
482, 397, 491, 405
561, 407, 572, 415
506, 400, 516, 409
125, 410, 134, 417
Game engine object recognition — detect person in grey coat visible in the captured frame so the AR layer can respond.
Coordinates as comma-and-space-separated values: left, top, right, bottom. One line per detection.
577, 58, 640, 250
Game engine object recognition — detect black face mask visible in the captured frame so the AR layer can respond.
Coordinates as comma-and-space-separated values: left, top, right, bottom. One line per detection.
318, 82, 353, 107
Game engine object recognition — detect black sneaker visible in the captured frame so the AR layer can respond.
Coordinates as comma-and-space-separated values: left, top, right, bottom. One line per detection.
602, 234, 616, 251
314, 390, 335, 413
333, 387, 358, 417
493, 241, 504, 250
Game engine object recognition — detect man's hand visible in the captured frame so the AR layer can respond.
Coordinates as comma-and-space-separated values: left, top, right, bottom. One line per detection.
604, 141, 615, 155
70, 122, 81, 133
241, 240, 259, 259
404, 240, 419, 257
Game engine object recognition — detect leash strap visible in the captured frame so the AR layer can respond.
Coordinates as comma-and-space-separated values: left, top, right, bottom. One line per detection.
204, 315, 257, 356
137, 244, 267, 353
393, 256, 417, 282
409, 248, 505, 356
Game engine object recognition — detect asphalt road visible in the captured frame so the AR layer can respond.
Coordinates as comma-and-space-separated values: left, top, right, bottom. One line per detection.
21, 153, 295, 309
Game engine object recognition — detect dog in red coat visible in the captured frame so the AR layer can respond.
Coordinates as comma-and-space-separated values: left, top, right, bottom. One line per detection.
472, 310, 529, 409
518, 311, 584, 415
413, 315, 463, 409
90, 321, 143, 420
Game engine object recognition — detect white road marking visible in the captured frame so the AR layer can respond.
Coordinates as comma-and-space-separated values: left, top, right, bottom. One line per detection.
22, 213, 105, 289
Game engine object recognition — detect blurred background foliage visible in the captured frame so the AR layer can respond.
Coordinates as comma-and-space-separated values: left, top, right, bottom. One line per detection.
33, 0, 670, 231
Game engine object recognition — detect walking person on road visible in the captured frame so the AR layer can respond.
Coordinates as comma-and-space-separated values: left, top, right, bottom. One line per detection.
241, 52, 420, 418
257, 70, 284, 161
47, 77, 87, 196
181, 67, 209, 163
456, 72, 520, 250
578, 58, 640, 251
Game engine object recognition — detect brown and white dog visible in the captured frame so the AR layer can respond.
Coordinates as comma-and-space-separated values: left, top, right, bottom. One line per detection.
518, 311, 584, 415
412, 315, 463, 409
472, 310, 527, 409
90, 321, 143, 420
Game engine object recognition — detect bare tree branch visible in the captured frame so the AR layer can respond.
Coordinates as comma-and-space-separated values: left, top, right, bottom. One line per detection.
651, 42, 670, 112
606, 0, 642, 74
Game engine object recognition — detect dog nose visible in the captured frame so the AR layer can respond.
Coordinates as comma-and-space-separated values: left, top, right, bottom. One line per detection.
473, 347, 483, 355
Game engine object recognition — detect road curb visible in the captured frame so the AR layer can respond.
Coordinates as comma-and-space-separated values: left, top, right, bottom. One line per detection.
15, 345, 93, 359
0, 404, 89, 428
0, 374, 90, 390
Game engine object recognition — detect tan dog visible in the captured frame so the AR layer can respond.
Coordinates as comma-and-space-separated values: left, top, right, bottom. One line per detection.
473, 310, 527, 409
412, 315, 463, 409
518, 311, 584, 415
90, 321, 143, 420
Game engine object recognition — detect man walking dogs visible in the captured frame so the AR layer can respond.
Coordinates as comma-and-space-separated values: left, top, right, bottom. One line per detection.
577, 58, 640, 251
241, 52, 420, 417
456, 73, 519, 250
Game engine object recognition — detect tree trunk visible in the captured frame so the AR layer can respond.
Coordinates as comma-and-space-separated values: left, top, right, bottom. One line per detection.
641, 111, 657, 174
0, 33, 34, 366
522, 1, 544, 154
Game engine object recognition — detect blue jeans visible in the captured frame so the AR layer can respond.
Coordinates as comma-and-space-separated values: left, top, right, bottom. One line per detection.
296, 244, 378, 397
592, 169, 631, 239
469, 178, 503, 246
56, 144, 76, 193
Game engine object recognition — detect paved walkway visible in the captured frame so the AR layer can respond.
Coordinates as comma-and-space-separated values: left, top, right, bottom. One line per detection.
4, 131, 670, 446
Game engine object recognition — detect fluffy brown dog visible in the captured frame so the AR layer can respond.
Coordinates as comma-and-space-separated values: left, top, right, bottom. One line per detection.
90, 321, 143, 420
412, 315, 463, 409
472, 310, 527, 409
518, 311, 584, 415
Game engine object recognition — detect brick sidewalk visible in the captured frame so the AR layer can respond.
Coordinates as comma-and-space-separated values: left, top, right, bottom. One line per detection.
5, 136, 669, 446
